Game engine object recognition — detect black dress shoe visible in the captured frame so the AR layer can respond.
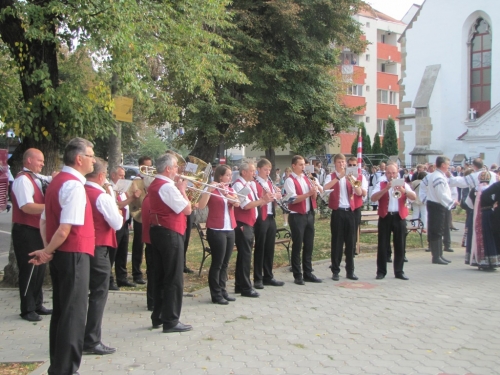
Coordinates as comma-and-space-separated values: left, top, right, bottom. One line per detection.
109, 283, 120, 291
183, 267, 194, 274
234, 286, 242, 294
432, 258, 448, 265
294, 278, 305, 285
444, 248, 454, 252
117, 280, 136, 287
395, 273, 409, 280
83, 342, 116, 355
387, 258, 393, 263
241, 289, 260, 298
440, 256, 451, 263
212, 298, 229, 305
263, 279, 285, 286
147, 306, 154, 311
134, 278, 147, 285
450, 227, 459, 231
21, 311, 42, 322
425, 248, 431, 252
404, 256, 408, 262
346, 273, 358, 281
222, 294, 236, 302
375, 274, 385, 280
303, 274, 322, 283
253, 281, 264, 289
331, 273, 339, 281
35, 306, 53, 315
163, 322, 193, 333
152, 319, 162, 329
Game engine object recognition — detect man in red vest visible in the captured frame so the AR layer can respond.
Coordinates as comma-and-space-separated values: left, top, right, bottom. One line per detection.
11, 148, 55, 322
283, 155, 321, 285
233, 161, 273, 297
324, 154, 363, 281
83, 158, 123, 355
29, 137, 96, 375
149, 153, 193, 333
347, 156, 368, 256
109, 166, 141, 290
371, 164, 416, 280
253, 158, 285, 290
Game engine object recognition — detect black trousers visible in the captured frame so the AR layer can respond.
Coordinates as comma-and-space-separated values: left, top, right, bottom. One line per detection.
109, 223, 129, 283
144, 243, 154, 310
330, 209, 355, 274
427, 201, 447, 242
253, 216, 277, 283
443, 209, 452, 249
234, 221, 254, 292
12, 223, 45, 316
48, 252, 90, 375
84, 246, 110, 349
132, 219, 144, 280
184, 213, 194, 267
207, 229, 235, 299
289, 211, 315, 279
377, 214, 406, 276
353, 207, 361, 253
150, 226, 184, 330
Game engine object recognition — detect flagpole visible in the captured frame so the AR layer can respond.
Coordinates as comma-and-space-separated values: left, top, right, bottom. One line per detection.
357, 127, 363, 177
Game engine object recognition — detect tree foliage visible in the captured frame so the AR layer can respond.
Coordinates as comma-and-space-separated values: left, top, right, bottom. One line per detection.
372, 132, 382, 154
350, 122, 371, 156
179, 0, 367, 164
382, 117, 398, 157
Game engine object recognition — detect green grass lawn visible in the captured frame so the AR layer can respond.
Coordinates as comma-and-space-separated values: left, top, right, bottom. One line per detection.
124, 212, 426, 293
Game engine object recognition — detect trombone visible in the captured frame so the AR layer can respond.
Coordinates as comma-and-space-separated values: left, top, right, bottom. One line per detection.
176, 174, 248, 202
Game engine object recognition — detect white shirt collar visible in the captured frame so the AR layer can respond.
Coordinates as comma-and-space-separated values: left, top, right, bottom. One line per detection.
155, 174, 174, 183
62, 165, 86, 184
85, 180, 106, 192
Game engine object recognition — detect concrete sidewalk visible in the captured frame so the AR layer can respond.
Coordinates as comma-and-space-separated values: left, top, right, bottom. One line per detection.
2, 230, 500, 375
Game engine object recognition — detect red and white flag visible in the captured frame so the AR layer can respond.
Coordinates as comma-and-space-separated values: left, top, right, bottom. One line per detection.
357, 128, 362, 177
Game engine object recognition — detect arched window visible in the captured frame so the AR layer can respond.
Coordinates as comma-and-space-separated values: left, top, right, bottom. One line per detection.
470, 18, 491, 117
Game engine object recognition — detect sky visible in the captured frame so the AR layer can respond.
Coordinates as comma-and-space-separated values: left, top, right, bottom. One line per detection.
366, 0, 425, 21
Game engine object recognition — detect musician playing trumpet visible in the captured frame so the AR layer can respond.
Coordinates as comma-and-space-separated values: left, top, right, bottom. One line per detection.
197, 165, 240, 305
253, 159, 285, 290
323, 153, 362, 282
370, 163, 416, 280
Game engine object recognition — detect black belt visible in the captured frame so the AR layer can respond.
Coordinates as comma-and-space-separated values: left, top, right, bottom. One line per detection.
388, 211, 399, 215
337, 207, 351, 211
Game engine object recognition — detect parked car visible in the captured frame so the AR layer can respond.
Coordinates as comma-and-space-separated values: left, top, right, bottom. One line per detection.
122, 165, 140, 180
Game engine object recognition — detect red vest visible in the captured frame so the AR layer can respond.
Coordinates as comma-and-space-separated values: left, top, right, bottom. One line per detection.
141, 194, 151, 244
254, 178, 275, 221
233, 179, 257, 226
287, 175, 317, 214
377, 181, 409, 219
12, 172, 44, 228
352, 175, 364, 210
45, 171, 95, 255
84, 185, 117, 248
148, 178, 186, 235
206, 189, 237, 229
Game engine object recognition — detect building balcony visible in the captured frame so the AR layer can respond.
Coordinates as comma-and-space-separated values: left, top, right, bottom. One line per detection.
377, 103, 399, 119
342, 95, 366, 115
377, 42, 401, 63
340, 65, 366, 84
377, 72, 399, 91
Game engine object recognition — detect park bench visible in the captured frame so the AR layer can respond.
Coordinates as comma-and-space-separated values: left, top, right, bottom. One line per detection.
195, 222, 292, 276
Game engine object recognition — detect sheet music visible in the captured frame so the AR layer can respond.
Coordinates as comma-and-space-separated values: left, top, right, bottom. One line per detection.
304, 165, 315, 174
185, 162, 198, 174
113, 179, 133, 194
391, 178, 405, 187
346, 166, 358, 176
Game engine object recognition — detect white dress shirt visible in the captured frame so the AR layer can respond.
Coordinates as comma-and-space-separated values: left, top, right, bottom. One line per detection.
255, 176, 273, 214
233, 177, 259, 218
12, 168, 52, 208
155, 175, 189, 214
421, 169, 454, 210
323, 173, 350, 208
283, 172, 311, 213
85, 181, 123, 230
372, 181, 415, 212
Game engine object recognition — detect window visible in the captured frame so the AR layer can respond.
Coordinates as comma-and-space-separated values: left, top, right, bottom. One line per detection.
377, 90, 397, 104
470, 18, 491, 117
381, 34, 386, 44
347, 85, 363, 96
366, 85, 370, 92
381, 63, 386, 72
377, 119, 387, 135
366, 116, 370, 123
366, 22, 370, 28
366, 54, 370, 61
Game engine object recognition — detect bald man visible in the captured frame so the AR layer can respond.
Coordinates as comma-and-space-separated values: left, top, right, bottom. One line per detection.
11, 148, 55, 321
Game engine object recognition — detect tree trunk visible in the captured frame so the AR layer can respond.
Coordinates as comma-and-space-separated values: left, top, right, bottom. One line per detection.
108, 124, 121, 171
265, 147, 277, 181
189, 130, 218, 163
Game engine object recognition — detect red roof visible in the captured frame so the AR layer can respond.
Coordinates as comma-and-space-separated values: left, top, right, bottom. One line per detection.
358, 2, 406, 25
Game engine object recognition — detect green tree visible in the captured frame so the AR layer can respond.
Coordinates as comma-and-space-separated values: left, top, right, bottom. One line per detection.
181, 0, 367, 166
372, 132, 382, 155
382, 117, 398, 156
350, 123, 372, 156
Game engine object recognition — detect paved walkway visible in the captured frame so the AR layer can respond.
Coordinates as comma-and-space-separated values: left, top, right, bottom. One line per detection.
2, 226, 500, 375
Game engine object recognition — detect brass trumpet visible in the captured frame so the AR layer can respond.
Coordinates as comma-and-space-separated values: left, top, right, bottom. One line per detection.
392, 190, 402, 199
346, 173, 362, 188
139, 165, 157, 176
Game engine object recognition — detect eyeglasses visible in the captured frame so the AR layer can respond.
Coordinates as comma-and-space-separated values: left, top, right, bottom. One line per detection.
82, 154, 96, 159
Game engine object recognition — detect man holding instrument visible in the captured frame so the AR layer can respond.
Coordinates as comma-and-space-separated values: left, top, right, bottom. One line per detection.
253, 158, 285, 290
284, 155, 321, 285
324, 153, 362, 281
371, 164, 415, 280
11, 148, 55, 322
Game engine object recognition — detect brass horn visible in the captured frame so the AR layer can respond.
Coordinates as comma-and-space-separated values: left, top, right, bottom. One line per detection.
392, 190, 402, 199
346, 173, 362, 188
